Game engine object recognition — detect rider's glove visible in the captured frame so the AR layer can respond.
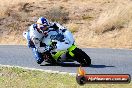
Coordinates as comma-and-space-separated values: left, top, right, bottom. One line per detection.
51, 23, 59, 30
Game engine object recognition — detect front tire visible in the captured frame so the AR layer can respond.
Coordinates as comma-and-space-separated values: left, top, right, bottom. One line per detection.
72, 48, 91, 66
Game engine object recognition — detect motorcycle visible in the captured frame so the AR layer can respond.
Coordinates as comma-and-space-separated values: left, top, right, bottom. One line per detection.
23, 28, 91, 66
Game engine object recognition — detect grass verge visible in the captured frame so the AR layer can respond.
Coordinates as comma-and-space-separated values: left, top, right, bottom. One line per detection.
0, 66, 131, 88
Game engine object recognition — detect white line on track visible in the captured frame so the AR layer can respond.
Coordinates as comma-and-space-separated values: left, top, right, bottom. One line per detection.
0, 64, 76, 76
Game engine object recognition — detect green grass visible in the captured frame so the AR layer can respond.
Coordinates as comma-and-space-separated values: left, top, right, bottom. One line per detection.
0, 66, 131, 88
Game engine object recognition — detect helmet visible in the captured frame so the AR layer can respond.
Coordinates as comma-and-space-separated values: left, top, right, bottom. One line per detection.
36, 17, 49, 32
37, 17, 49, 26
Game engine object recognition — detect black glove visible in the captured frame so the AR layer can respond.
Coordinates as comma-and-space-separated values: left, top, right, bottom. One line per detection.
50, 23, 59, 30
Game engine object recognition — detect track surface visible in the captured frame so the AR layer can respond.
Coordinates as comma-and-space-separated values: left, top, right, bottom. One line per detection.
0, 45, 132, 75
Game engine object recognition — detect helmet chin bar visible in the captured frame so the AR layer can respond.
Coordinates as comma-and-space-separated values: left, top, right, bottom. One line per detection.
37, 27, 48, 34
36, 23, 48, 33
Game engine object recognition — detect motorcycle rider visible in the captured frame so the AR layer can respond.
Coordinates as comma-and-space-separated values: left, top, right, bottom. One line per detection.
24, 17, 74, 64
24, 17, 50, 64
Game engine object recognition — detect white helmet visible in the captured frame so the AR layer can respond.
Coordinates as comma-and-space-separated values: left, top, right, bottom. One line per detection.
36, 17, 49, 32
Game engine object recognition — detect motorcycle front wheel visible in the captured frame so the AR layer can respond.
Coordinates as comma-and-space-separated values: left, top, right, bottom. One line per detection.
72, 48, 91, 66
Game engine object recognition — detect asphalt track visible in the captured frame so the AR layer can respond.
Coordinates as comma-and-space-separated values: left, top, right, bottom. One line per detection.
0, 45, 132, 75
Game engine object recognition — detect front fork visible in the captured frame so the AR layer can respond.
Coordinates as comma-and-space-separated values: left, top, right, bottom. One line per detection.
67, 45, 77, 57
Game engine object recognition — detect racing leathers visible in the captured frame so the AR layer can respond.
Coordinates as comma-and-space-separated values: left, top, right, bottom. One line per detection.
24, 22, 74, 64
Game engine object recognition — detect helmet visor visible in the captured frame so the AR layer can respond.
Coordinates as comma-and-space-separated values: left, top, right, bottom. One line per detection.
37, 24, 48, 32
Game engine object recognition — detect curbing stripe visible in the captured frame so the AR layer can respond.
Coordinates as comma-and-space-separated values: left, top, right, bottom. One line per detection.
0, 64, 76, 76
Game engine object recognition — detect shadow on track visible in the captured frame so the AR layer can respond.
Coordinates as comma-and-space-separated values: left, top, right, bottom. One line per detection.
90, 64, 115, 68
40, 62, 80, 67
40, 63, 115, 68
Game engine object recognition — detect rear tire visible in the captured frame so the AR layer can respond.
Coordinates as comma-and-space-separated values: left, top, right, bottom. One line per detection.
72, 48, 91, 66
